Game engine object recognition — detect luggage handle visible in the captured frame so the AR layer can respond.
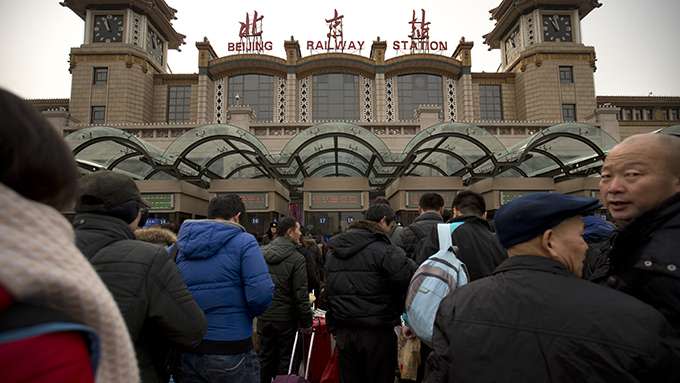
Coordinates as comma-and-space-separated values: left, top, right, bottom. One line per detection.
286, 327, 316, 378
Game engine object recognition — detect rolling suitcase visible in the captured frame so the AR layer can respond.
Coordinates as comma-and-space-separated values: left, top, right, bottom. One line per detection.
304, 315, 332, 383
273, 330, 314, 383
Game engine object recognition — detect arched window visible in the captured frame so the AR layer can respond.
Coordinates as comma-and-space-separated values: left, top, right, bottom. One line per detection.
312, 73, 359, 121
397, 74, 442, 120
228, 74, 274, 121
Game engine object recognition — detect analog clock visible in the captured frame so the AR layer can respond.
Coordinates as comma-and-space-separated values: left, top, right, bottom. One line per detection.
146, 27, 164, 64
543, 14, 572, 42
93, 14, 124, 43
504, 26, 520, 62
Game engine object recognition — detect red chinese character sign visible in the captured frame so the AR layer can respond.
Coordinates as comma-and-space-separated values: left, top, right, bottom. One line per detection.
228, 10, 273, 53
306, 9, 365, 52
409, 9, 430, 53
326, 9, 344, 52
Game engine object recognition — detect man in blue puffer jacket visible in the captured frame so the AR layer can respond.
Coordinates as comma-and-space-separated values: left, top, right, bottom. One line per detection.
174, 194, 274, 383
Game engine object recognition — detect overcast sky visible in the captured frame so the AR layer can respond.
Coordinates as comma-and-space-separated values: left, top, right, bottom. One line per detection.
1, 0, 678, 99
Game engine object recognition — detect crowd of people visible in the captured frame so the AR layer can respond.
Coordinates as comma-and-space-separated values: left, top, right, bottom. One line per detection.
1, 86, 680, 383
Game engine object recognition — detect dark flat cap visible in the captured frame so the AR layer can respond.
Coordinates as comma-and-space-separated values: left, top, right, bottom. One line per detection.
75, 171, 148, 213
494, 192, 601, 249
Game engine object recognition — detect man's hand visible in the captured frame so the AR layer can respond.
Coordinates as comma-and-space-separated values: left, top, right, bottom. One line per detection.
402, 325, 415, 339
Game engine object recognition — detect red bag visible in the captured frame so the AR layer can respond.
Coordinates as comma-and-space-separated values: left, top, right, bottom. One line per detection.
319, 347, 339, 383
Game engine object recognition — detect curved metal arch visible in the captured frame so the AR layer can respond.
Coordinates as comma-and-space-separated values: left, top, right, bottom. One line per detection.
528, 148, 572, 176
163, 124, 271, 162
107, 152, 146, 170
411, 147, 469, 168
308, 162, 367, 177
279, 122, 393, 162
403, 122, 508, 156
298, 149, 379, 178
201, 149, 261, 176
225, 164, 266, 179
405, 162, 449, 177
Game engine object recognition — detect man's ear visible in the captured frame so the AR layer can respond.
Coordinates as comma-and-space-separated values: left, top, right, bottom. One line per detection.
234, 211, 241, 223
541, 229, 555, 256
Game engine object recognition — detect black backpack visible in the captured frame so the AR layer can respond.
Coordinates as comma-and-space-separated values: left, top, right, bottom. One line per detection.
404, 224, 441, 266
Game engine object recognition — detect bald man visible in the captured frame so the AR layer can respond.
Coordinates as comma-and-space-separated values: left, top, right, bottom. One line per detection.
599, 133, 680, 331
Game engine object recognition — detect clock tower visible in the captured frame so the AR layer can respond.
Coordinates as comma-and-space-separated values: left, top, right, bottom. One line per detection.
61, 0, 185, 124
484, 0, 602, 122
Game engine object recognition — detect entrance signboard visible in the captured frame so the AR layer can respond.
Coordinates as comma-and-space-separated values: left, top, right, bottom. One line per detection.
238, 192, 269, 210
310, 192, 363, 209
143, 193, 174, 210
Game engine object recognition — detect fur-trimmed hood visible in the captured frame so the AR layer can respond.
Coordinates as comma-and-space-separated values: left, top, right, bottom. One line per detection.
328, 219, 390, 259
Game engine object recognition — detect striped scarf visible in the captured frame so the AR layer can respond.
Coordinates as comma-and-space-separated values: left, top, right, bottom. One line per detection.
0, 183, 139, 382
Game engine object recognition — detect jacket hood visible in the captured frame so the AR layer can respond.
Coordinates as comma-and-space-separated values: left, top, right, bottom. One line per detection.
329, 220, 389, 259
582, 215, 615, 242
415, 211, 443, 224
177, 219, 245, 260
262, 236, 298, 264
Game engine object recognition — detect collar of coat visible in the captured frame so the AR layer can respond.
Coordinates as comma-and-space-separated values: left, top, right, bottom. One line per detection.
493, 255, 574, 277
610, 192, 680, 266
348, 219, 389, 235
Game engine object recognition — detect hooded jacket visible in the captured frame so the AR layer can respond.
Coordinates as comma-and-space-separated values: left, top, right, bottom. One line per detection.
74, 213, 206, 383
426, 256, 679, 383
259, 237, 313, 327
175, 219, 273, 346
448, 215, 507, 281
326, 220, 416, 329
399, 211, 443, 260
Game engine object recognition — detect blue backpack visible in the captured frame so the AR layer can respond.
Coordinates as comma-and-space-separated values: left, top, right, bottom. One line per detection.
405, 223, 468, 346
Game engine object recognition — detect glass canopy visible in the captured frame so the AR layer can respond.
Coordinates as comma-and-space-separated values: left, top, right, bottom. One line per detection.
66, 122, 618, 188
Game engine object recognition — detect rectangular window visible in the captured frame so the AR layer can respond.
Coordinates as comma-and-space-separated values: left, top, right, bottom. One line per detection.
562, 104, 576, 122
642, 108, 653, 121
93, 67, 108, 85
479, 85, 503, 120
91, 106, 105, 124
559, 66, 573, 84
669, 108, 679, 121
312, 73, 359, 121
167, 85, 192, 122
397, 74, 443, 120
228, 75, 274, 121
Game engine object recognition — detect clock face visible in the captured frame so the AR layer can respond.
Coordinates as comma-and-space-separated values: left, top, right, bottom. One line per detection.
543, 14, 572, 42
504, 27, 520, 62
146, 28, 164, 64
93, 15, 124, 43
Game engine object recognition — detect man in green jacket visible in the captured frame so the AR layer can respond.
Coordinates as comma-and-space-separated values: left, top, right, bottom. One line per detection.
257, 217, 313, 383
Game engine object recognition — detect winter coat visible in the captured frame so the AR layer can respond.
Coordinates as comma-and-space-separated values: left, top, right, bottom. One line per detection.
582, 215, 615, 281
399, 211, 443, 261
326, 220, 416, 329
448, 215, 507, 281
426, 256, 678, 383
175, 219, 274, 343
74, 213, 206, 383
605, 193, 680, 332
259, 237, 314, 327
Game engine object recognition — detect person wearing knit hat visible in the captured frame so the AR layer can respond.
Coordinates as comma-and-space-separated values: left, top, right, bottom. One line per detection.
73, 170, 207, 383
425, 192, 679, 383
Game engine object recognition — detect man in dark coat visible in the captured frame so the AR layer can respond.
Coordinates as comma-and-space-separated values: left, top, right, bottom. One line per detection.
73, 171, 207, 383
426, 192, 679, 383
448, 190, 507, 281
599, 133, 680, 331
326, 204, 416, 383
398, 193, 444, 262
258, 217, 313, 383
